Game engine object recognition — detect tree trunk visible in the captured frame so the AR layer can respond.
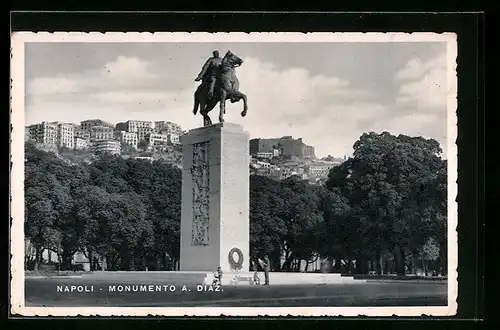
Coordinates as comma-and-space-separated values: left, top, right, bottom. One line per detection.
393, 246, 405, 275
354, 255, 365, 274
162, 253, 168, 270
383, 257, 390, 275
88, 250, 94, 271
347, 258, 353, 274
123, 252, 135, 271
106, 255, 111, 271
421, 249, 427, 276
332, 257, 342, 273
34, 246, 42, 272
141, 254, 147, 271
283, 253, 294, 271
155, 255, 161, 271
270, 251, 281, 271
375, 253, 382, 275
439, 244, 447, 276
61, 249, 73, 270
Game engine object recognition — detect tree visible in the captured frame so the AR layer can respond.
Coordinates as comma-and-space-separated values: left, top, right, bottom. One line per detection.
87, 155, 130, 194
325, 132, 447, 275
420, 236, 440, 275
108, 192, 151, 271
249, 175, 287, 270
120, 142, 137, 155
126, 158, 154, 194
71, 185, 113, 270
25, 144, 76, 270
24, 173, 72, 270
147, 161, 182, 270
277, 176, 325, 271
138, 139, 149, 151
317, 187, 351, 272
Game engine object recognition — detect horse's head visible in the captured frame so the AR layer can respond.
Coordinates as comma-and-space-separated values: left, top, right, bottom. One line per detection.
223, 50, 243, 68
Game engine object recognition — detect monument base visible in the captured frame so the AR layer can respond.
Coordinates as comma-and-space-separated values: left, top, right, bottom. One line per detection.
180, 123, 250, 274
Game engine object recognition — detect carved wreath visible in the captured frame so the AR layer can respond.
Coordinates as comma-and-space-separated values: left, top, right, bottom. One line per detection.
228, 247, 244, 270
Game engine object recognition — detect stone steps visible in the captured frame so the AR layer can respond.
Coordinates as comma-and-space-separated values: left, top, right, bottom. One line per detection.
214, 272, 366, 286
81, 271, 366, 286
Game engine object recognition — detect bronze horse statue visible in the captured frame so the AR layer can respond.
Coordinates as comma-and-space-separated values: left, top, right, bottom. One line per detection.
193, 50, 248, 126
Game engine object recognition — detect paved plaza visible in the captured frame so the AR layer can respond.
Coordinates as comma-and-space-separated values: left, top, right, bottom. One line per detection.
25, 276, 447, 307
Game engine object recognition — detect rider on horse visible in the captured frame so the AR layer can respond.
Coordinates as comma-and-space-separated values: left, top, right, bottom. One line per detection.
193, 49, 248, 126
194, 50, 222, 98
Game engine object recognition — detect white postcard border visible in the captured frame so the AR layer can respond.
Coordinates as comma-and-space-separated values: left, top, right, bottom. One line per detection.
10, 32, 458, 317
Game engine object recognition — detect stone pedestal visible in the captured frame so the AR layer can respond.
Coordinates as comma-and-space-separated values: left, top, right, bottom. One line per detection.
180, 123, 250, 275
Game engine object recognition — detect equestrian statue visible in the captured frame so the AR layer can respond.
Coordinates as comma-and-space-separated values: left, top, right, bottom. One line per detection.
193, 50, 248, 126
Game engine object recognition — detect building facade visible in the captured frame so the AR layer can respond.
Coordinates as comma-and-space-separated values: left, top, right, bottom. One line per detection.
56, 123, 75, 149
119, 131, 138, 148
90, 126, 114, 142
148, 133, 169, 147
27, 121, 59, 146
91, 140, 121, 155
127, 120, 154, 133
155, 121, 182, 135
269, 168, 292, 180
250, 136, 316, 159
74, 137, 89, 150
137, 127, 154, 142
305, 162, 338, 178
256, 152, 273, 159
74, 125, 91, 140
81, 119, 114, 131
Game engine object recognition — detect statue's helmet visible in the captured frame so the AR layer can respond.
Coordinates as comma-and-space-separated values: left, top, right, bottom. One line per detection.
213, 50, 220, 57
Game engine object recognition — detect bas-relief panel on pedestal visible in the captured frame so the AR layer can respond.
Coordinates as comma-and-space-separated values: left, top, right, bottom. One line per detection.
191, 141, 210, 246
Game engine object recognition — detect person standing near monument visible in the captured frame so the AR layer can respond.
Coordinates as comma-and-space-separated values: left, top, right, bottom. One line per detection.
251, 257, 260, 285
194, 50, 222, 98
262, 254, 271, 286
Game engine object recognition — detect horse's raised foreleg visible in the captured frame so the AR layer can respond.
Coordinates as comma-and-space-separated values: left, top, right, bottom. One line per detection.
233, 91, 248, 117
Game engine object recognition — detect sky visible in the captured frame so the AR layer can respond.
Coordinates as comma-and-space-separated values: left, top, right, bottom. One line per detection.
24, 41, 449, 158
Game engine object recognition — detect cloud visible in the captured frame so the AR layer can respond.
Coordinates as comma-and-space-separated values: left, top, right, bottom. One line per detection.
395, 54, 446, 81
26, 53, 448, 158
27, 56, 160, 97
395, 54, 447, 110
29, 76, 84, 96
102, 56, 156, 80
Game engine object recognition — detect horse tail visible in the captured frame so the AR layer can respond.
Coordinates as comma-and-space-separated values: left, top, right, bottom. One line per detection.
193, 89, 200, 115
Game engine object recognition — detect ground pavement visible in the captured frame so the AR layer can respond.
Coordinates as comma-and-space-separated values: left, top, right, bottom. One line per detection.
25, 274, 447, 307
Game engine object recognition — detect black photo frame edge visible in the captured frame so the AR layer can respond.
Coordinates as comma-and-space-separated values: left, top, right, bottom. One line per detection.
6, 10, 488, 329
